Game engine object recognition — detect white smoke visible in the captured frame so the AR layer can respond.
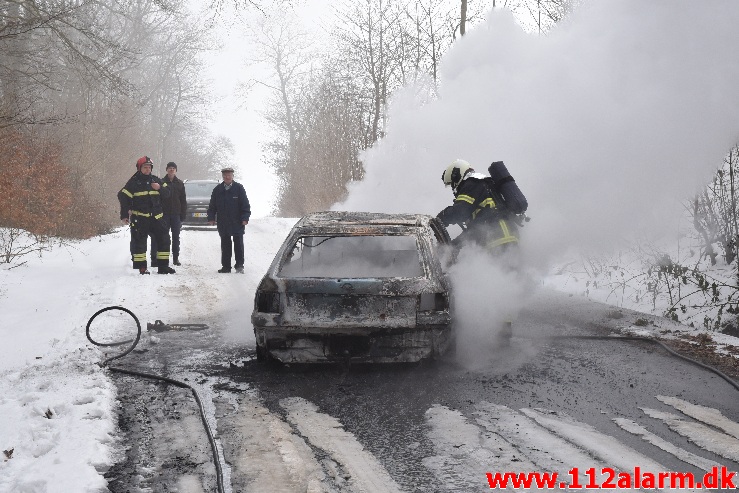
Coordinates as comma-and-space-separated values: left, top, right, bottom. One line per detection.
334, 1, 739, 361
336, 1, 739, 268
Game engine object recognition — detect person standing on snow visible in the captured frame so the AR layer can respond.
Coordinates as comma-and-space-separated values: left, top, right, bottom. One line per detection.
151, 162, 187, 267
207, 167, 251, 273
118, 156, 176, 275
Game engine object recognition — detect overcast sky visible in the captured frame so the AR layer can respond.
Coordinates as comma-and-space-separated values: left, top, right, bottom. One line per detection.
201, 0, 328, 217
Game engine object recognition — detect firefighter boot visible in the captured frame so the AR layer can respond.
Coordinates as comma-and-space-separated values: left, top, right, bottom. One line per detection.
139, 267, 150, 275
158, 265, 176, 274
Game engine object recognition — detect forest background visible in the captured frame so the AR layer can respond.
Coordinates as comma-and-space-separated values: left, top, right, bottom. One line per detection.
0, 0, 569, 237
3, 0, 739, 333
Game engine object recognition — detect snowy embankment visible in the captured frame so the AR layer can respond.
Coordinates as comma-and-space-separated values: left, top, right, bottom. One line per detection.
0, 218, 296, 493
543, 235, 739, 359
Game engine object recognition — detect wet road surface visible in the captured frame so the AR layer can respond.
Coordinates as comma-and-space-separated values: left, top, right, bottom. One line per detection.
104, 289, 739, 492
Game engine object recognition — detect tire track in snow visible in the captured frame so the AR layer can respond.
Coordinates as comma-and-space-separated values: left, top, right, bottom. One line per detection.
641, 407, 739, 463
474, 402, 610, 479
280, 396, 403, 493
221, 393, 329, 493
519, 408, 699, 492
424, 404, 537, 491
521, 408, 667, 474
613, 417, 717, 472
656, 395, 739, 440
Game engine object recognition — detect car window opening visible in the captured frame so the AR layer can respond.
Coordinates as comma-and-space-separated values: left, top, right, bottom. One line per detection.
279, 235, 423, 278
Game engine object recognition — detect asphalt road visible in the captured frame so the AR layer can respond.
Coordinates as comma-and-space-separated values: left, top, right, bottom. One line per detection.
104, 289, 739, 492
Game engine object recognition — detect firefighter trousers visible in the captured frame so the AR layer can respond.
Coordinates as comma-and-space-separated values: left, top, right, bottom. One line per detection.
130, 214, 171, 270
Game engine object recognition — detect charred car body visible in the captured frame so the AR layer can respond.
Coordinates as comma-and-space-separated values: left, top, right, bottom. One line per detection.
252, 211, 453, 363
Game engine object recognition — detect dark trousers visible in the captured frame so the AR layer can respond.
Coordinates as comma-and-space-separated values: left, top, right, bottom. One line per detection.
130, 215, 171, 270
220, 234, 244, 269
151, 214, 182, 263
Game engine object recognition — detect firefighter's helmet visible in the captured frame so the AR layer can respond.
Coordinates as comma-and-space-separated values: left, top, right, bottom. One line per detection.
136, 156, 153, 171
441, 159, 473, 191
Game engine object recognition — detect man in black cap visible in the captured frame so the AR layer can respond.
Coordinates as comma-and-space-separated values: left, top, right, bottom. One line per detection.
207, 167, 251, 273
152, 162, 187, 266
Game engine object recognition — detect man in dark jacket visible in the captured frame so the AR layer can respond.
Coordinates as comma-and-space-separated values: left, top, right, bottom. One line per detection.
207, 167, 251, 273
151, 162, 187, 266
118, 156, 176, 275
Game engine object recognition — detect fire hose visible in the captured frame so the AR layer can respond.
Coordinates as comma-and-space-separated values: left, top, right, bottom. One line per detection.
85, 306, 226, 493
551, 334, 739, 392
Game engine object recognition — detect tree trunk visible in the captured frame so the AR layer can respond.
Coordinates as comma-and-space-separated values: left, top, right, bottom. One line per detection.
460, 0, 467, 36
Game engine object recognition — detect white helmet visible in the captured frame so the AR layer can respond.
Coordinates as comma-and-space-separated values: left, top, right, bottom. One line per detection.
441, 159, 473, 191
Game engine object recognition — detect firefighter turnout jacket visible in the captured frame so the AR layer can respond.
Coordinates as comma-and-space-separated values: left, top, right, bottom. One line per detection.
118, 171, 173, 270
437, 172, 519, 251
118, 171, 171, 220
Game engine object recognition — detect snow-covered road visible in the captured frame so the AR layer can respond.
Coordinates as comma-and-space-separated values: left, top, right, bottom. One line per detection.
1, 219, 737, 492
0, 219, 295, 492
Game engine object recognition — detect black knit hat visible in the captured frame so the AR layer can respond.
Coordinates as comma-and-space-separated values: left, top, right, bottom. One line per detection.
166, 162, 177, 170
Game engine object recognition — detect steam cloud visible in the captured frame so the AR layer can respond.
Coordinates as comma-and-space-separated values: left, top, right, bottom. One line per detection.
337, 0, 739, 266
334, 0, 739, 361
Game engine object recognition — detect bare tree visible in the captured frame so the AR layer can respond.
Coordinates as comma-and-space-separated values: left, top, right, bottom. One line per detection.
243, 11, 315, 215
515, 0, 582, 33
335, 0, 407, 144
460, 0, 467, 35
692, 146, 739, 266
0, 0, 227, 241
399, 0, 463, 86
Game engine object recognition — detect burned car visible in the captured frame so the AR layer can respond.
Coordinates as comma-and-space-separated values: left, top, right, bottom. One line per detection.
251, 211, 453, 363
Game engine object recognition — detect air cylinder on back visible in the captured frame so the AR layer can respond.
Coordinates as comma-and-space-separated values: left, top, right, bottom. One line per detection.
488, 161, 528, 214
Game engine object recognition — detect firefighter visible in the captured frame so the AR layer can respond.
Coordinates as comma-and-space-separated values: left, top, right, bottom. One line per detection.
118, 156, 176, 275
437, 158, 520, 343
437, 159, 519, 255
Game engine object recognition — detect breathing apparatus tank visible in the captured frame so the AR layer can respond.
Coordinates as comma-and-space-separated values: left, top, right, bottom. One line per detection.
488, 161, 528, 215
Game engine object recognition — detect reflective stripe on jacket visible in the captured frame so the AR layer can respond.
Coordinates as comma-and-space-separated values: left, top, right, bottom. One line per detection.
118, 171, 170, 219
437, 175, 518, 249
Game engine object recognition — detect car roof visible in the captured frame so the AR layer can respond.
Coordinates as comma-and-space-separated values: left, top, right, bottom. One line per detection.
295, 211, 435, 228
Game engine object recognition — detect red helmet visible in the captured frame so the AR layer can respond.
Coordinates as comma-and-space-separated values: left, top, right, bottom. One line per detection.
136, 156, 153, 171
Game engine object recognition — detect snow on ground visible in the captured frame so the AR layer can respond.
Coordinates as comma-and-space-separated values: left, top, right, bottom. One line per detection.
0, 217, 737, 492
541, 227, 739, 357
0, 218, 296, 493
